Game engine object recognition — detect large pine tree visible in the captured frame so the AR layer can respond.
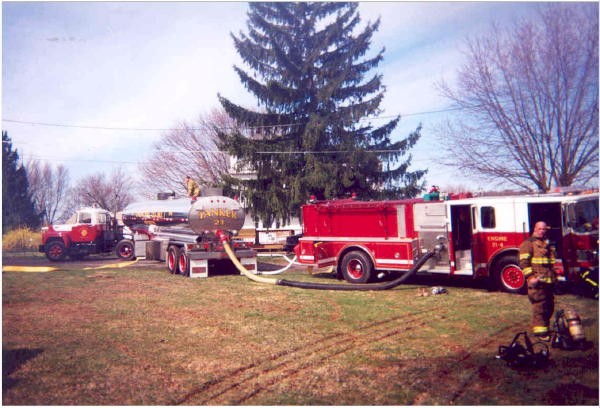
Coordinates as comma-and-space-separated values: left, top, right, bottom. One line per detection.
218, 2, 425, 226
2, 131, 40, 231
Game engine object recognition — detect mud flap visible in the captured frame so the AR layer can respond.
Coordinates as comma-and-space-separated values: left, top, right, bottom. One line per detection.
189, 259, 208, 278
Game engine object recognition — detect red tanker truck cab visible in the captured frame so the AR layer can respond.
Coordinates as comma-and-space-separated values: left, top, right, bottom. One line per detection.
294, 192, 599, 293
40, 206, 134, 261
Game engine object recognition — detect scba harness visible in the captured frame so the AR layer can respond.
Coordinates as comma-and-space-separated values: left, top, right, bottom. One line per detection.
496, 331, 550, 369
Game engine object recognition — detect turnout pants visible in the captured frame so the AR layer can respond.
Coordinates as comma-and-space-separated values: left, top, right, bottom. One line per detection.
527, 284, 555, 337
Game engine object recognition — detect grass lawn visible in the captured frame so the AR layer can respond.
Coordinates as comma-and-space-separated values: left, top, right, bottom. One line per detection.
3, 257, 598, 405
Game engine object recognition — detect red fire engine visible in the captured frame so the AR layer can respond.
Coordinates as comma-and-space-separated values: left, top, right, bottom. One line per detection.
294, 191, 598, 293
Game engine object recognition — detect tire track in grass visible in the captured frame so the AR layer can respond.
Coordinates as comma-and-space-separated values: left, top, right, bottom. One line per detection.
175, 302, 471, 405
445, 318, 531, 404
234, 315, 531, 406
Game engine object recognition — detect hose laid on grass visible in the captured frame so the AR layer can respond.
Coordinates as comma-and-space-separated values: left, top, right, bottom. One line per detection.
82, 259, 138, 270
3, 259, 139, 273
283, 254, 303, 265
255, 255, 298, 275
222, 238, 436, 291
2, 265, 59, 273
277, 251, 436, 291
222, 239, 280, 285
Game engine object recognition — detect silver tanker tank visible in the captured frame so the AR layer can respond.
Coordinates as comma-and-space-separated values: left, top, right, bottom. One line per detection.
121, 196, 245, 236
121, 198, 192, 231
187, 195, 245, 235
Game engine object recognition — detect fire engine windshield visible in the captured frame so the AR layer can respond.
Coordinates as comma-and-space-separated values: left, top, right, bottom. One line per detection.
568, 199, 599, 232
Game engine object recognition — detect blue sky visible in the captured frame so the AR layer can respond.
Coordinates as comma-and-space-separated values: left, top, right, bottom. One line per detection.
3, 1, 541, 193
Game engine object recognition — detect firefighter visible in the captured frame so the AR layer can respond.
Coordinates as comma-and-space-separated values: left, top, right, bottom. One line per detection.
519, 221, 557, 341
185, 176, 201, 201
429, 185, 440, 200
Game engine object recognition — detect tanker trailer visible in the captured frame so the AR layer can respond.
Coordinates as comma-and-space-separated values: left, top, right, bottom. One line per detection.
121, 196, 256, 277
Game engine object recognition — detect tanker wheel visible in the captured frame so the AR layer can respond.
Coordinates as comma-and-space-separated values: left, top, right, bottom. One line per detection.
166, 246, 178, 274
340, 250, 373, 284
177, 248, 190, 277
45, 241, 67, 262
494, 255, 526, 294
116, 240, 135, 261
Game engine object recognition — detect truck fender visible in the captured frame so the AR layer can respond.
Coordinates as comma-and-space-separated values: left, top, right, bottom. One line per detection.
488, 247, 520, 276
44, 233, 71, 248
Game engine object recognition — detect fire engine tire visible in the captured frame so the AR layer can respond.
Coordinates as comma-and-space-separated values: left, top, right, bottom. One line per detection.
176, 248, 190, 277
494, 255, 526, 294
45, 240, 67, 262
166, 246, 178, 274
116, 240, 135, 261
340, 251, 373, 284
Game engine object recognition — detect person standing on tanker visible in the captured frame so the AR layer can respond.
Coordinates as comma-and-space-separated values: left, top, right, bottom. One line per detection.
185, 176, 201, 202
519, 221, 557, 341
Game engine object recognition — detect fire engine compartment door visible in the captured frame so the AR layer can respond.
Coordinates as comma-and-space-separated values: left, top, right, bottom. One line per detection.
450, 204, 473, 273
413, 202, 449, 271
314, 241, 337, 268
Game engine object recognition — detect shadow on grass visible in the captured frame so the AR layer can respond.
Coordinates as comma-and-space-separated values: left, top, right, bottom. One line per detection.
3, 348, 44, 391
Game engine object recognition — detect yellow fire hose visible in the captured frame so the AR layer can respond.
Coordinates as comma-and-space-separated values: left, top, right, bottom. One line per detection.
3, 259, 138, 273
222, 240, 280, 285
2, 265, 59, 273
82, 260, 138, 270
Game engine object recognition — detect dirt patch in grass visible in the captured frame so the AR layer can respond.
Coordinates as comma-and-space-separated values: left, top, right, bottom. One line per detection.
3, 254, 599, 405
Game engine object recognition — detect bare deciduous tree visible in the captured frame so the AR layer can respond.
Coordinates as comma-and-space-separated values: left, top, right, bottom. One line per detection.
139, 108, 236, 198
26, 160, 70, 225
67, 167, 134, 215
437, 3, 598, 192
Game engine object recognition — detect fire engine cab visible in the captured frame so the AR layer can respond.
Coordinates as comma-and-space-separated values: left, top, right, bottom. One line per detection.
294, 191, 598, 293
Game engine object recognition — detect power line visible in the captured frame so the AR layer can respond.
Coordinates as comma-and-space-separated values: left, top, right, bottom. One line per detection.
1, 118, 301, 132
20, 153, 141, 165
21, 150, 439, 165
2, 119, 171, 132
255, 149, 406, 154
2, 106, 462, 132
401, 106, 463, 117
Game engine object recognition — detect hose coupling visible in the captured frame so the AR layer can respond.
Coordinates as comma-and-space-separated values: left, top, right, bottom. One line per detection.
216, 229, 229, 243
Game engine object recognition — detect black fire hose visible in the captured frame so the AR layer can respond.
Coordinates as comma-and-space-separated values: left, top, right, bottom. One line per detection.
220, 231, 436, 291
277, 251, 436, 291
